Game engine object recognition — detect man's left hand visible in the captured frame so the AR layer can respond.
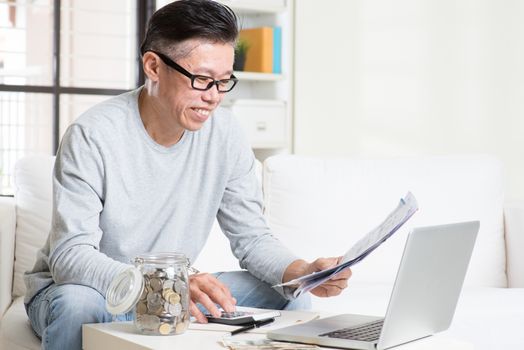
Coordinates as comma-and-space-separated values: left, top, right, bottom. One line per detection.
283, 257, 351, 297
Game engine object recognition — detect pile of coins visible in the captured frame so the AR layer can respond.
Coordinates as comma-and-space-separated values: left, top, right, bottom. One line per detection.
135, 268, 190, 335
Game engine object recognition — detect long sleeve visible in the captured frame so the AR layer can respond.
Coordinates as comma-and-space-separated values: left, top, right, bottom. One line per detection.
216, 118, 299, 297
48, 124, 129, 295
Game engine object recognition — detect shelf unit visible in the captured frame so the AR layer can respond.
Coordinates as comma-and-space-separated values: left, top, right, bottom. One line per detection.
218, 0, 286, 14
217, 0, 293, 159
234, 71, 284, 82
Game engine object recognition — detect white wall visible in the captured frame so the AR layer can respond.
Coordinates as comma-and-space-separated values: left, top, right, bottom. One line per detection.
294, 0, 524, 200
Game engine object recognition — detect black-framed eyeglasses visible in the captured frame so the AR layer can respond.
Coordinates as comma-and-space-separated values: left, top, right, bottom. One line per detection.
148, 50, 238, 93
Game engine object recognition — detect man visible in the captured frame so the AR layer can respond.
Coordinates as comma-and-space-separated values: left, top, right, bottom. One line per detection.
24, 1, 351, 349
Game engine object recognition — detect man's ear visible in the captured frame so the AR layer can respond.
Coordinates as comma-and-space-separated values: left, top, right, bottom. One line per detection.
142, 51, 161, 82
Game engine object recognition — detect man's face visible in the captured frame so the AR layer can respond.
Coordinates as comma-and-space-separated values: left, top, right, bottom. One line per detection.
156, 39, 235, 132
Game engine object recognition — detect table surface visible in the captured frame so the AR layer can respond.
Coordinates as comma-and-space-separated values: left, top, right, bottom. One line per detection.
82, 309, 473, 350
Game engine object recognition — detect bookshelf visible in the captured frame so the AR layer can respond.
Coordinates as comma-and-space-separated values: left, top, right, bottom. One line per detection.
217, 1, 287, 14
217, 0, 293, 159
234, 71, 284, 82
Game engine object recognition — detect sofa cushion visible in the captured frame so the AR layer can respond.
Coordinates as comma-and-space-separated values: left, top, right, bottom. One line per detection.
263, 154, 506, 287
0, 297, 40, 350
12, 155, 54, 298
0, 196, 16, 315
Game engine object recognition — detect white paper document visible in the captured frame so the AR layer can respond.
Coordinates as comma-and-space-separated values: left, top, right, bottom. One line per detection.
273, 192, 418, 298
190, 308, 320, 333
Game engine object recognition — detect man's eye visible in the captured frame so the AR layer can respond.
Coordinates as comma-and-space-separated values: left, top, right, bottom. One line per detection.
195, 76, 212, 84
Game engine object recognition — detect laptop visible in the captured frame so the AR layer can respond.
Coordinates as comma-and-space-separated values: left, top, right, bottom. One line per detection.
268, 221, 479, 350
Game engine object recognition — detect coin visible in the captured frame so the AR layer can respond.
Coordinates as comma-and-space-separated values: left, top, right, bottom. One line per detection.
147, 292, 163, 314
174, 280, 185, 293
150, 278, 163, 292
163, 279, 174, 290
162, 288, 175, 300
175, 320, 189, 334
180, 286, 188, 304
137, 314, 160, 332
136, 301, 147, 315
158, 322, 172, 335
168, 292, 180, 305
164, 301, 177, 315
170, 302, 182, 316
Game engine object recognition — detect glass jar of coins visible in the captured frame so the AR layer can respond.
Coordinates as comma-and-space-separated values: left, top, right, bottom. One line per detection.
105, 252, 191, 335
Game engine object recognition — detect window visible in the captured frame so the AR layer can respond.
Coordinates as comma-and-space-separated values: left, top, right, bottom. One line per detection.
0, 0, 155, 195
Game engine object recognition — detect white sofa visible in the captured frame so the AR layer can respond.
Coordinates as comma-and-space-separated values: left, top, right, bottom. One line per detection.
1, 154, 523, 349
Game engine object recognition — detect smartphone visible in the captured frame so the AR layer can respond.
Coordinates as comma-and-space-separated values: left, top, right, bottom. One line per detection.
205, 310, 281, 325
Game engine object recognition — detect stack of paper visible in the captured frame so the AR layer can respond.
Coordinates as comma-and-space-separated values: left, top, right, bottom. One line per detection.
274, 192, 418, 297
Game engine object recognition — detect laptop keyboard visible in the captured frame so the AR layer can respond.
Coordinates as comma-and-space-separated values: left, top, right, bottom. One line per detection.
319, 319, 384, 342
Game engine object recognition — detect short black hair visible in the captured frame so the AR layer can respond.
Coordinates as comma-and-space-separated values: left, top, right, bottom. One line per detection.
140, 0, 239, 57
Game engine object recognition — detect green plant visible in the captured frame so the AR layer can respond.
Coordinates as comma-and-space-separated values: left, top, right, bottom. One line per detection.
235, 38, 250, 55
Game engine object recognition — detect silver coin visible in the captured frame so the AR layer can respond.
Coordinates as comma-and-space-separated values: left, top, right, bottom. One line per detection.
163, 279, 174, 290
159, 314, 176, 323
163, 301, 176, 315
171, 303, 182, 316
180, 286, 189, 305
174, 280, 185, 293
137, 314, 160, 332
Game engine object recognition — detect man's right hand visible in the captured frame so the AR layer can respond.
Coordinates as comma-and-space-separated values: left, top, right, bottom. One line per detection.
188, 273, 237, 323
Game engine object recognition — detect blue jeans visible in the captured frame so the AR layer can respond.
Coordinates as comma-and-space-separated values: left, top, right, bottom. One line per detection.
26, 271, 311, 350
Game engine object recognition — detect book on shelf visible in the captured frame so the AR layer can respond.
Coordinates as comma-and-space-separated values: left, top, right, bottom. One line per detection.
239, 26, 281, 74
272, 26, 282, 74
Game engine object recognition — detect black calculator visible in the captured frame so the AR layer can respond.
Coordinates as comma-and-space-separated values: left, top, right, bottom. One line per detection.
205, 310, 281, 325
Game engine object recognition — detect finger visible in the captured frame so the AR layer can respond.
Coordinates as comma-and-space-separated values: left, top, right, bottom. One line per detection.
189, 300, 207, 323
191, 287, 222, 317
321, 278, 348, 290
311, 287, 339, 298
331, 268, 352, 280
208, 291, 236, 312
313, 257, 339, 271
312, 284, 344, 297
190, 274, 236, 312
212, 285, 236, 311
198, 282, 236, 312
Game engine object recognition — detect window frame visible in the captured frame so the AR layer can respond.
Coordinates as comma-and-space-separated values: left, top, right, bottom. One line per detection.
0, 0, 155, 154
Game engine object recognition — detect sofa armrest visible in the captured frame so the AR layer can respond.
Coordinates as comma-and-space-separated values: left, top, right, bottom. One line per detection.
504, 200, 524, 287
0, 196, 16, 317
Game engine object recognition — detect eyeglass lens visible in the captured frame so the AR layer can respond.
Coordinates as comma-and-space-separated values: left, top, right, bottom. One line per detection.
193, 76, 236, 92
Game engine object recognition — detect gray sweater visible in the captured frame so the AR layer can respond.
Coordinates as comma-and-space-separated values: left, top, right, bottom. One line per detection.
24, 88, 298, 304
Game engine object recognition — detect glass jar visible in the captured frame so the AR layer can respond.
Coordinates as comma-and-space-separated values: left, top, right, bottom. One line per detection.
106, 252, 191, 335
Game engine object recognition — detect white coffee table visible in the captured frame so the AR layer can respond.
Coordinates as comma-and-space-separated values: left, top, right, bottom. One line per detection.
82, 309, 473, 350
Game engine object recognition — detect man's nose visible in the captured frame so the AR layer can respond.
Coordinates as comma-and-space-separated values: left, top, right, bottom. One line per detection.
202, 85, 221, 103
